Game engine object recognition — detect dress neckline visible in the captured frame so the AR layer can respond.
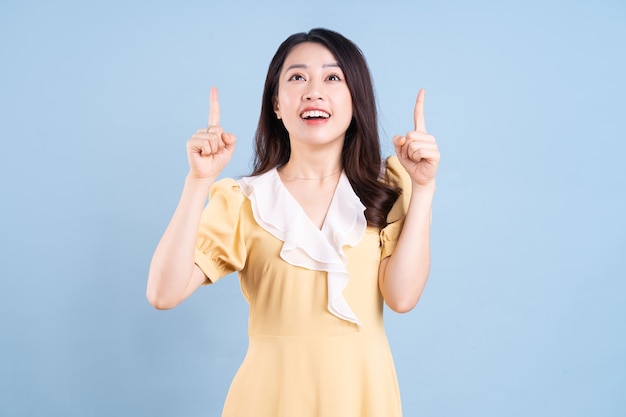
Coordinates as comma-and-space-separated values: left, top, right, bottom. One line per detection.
276, 171, 342, 231
237, 168, 367, 328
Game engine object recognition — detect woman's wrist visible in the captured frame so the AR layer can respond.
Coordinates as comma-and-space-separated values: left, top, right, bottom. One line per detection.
185, 174, 217, 188
411, 181, 436, 196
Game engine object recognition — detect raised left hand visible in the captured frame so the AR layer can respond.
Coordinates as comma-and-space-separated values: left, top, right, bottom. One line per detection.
392, 89, 440, 188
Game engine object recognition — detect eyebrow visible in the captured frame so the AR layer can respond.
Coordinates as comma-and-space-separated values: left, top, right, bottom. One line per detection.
285, 63, 340, 71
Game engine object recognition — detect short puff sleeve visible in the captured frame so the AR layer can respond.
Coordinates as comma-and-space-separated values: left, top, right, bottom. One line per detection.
194, 178, 247, 284
380, 156, 412, 260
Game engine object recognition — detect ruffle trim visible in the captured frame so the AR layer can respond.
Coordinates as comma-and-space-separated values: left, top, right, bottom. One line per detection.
238, 169, 367, 328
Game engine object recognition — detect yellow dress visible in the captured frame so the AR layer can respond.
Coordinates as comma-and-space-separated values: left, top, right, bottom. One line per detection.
194, 156, 411, 417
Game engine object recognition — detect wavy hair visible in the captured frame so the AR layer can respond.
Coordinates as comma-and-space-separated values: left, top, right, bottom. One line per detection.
251, 28, 399, 228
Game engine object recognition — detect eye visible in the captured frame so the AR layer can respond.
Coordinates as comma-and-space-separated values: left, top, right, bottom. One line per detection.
326, 73, 342, 81
288, 73, 306, 81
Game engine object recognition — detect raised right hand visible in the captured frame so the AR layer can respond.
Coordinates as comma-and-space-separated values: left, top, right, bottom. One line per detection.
186, 86, 237, 179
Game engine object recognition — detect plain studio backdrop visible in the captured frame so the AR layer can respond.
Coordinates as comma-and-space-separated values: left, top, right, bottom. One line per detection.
1, 0, 624, 416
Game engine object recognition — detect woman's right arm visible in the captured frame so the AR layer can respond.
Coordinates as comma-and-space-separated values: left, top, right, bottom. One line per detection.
146, 87, 236, 309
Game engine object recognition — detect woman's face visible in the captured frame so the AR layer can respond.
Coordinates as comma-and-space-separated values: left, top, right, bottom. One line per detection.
274, 42, 353, 150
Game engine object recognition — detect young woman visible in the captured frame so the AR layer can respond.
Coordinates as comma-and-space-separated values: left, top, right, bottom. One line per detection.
147, 28, 440, 417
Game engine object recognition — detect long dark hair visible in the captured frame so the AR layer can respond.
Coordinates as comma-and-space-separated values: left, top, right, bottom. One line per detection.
251, 28, 399, 229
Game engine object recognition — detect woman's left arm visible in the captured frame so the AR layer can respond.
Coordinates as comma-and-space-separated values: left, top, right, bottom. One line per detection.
379, 89, 440, 313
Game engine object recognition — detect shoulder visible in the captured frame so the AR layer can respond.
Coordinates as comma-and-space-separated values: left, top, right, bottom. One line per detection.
207, 177, 246, 208
381, 156, 412, 223
210, 177, 242, 195
381, 156, 410, 189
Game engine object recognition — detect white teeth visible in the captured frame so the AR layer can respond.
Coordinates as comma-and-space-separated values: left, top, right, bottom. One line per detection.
301, 110, 330, 119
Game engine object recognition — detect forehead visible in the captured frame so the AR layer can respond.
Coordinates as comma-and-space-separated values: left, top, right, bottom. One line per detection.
282, 42, 339, 70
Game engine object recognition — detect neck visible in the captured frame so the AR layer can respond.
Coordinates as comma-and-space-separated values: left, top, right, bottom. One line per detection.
279, 141, 343, 179
280, 147, 343, 180
279, 168, 342, 181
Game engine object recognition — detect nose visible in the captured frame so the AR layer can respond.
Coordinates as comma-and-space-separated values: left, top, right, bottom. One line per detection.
303, 79, 323, 101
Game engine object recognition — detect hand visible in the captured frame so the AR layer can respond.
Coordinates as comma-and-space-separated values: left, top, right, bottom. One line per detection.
186, 87, 237, 179
392, 89, 440, 188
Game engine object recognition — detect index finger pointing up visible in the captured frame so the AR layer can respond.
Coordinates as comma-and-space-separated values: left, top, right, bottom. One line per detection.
208, 86, 220, 127
414, 88, 426, 132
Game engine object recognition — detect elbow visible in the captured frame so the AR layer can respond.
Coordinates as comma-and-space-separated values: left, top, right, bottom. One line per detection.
386, 296, 420, 314
146, 265, 188, 310
387, 300, 417, 314
146, 285, 181, 310
147, 296, 176, 310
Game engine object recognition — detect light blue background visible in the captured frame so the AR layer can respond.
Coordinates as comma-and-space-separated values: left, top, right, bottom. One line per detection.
1, 0, 625, 416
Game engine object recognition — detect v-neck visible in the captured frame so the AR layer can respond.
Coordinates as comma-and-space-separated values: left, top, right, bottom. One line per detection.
276, 170, 341, 232
237, 168, 368, 327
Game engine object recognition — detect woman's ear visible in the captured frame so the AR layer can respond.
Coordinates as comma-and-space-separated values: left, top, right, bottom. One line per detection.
273, 98, 281, 119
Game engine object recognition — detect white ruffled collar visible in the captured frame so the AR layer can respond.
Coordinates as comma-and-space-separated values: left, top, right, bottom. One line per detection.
237, 168, 367, 328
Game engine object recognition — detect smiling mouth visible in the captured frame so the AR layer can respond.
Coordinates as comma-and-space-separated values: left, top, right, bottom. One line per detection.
300, 110, 330, 120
